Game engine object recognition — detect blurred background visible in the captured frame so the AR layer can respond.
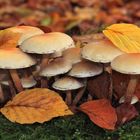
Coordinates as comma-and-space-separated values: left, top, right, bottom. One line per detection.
0, 0, 140, 35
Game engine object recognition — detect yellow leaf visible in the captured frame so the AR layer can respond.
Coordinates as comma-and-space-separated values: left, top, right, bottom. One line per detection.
103, 23, 140, 53
0, 88, 73, 124
0, 29, 21, 49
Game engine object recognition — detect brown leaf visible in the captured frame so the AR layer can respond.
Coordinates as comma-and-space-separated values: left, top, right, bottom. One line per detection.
0, 88, 73, 124
87, 72, 111, 99
116, 104, 138, 126
80, 99, 117, 130
112, 71, 130, 99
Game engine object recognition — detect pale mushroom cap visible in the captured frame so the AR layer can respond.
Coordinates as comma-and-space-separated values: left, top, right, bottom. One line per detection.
63, 47, 81, 64
8, 26, 44, 45
68, 60, 103, 78
82, 39, 124, 63
39, 58, 72, 77
20, 32, 75, 54
119, 95, 139, 104
0, 48, 36, 69
111, 53, 140, 74
52, 77, 84, 91
1, 77, 37, 88
50, 51, 63, 58
21, 77, 37, 88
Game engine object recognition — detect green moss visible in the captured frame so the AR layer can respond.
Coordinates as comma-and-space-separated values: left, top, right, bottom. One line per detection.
0, 114, 140, 140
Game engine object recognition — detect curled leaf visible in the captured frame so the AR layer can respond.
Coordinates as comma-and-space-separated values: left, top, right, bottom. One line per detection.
80, 99, 117, 130
0, 88, 73, 124
116, 103, 138, 126
103, 23, 140, 53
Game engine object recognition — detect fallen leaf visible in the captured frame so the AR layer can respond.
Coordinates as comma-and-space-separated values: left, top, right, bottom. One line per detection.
80, 99, 117, 130
0, 88, 73, 124
112, 71, 130, 99
103, 23, 140, 53
116, 103, 138, 126
87, 72, 111, 99
0, 29, 20, 49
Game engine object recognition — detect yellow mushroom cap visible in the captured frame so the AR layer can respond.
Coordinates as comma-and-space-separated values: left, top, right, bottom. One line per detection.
8, 26, 44, 45
0, 48, 36, 69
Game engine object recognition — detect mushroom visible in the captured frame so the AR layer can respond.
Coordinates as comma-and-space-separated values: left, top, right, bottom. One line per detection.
82, 39, 124, 99
0, 48, 36, 95
63, 47, 81, 64
119, 95, 139, 105
20, 32, 75, 86
111, 53, 140, 103
8, 25, 44, 45
1, 76, 37, 89
39, 58, 72, 87
52, 76, 84, 105
68, 60, 103, 104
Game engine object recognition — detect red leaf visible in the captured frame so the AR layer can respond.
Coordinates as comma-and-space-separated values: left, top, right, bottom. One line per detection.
80, 99, 117, 130
116, 103, 139, 126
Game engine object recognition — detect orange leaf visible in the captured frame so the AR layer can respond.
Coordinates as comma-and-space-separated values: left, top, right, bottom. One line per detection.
103, 23, 140, 53
0, 29, 21, 49
0, 88, 73, 124
80, 99, 117, 130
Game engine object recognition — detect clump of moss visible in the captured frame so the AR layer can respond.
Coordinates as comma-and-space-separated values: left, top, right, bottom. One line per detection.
0, 113, 140, 140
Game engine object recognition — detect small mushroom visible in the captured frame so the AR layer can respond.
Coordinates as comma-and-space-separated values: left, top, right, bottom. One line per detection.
111, 53, 140, 103
8, 25, 44, 45
68, 60, 103, 104
39, 58, 72, 87
1, 76, 37, 89
82, 39, 124, 99
52, 76, 84, 105
0, 48, 36, 95
63, 47, 81, 64
119, 95, 139, 105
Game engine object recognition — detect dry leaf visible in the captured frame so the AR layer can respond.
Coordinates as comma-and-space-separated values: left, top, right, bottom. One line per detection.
0, 29, 20, 49
87, 72, 111, 99
0, 88, 73, 124
103, 23, 140, 53
80, 99, 117, 130
116, 103, 138, 126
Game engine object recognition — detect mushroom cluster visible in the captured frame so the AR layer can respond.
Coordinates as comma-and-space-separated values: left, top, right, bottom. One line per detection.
0, 25, 139, 107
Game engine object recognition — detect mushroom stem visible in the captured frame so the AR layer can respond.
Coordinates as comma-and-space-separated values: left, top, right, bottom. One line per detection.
8, 80, 16, 98
65, 90, 72, 105
104, 64, 113, 100
72, 86, 86, 106
40, 54, 49, 70
0, 84, 4, 102
9, 69, 23, 92
41, 78, 48, 88
125, 75, 138, 103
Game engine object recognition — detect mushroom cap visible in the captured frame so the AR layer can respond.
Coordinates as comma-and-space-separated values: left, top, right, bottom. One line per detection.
1, 76, 37, 88
82, 39, 124, 63
50, 51, 63, 58
52, 76, 84, 91
20, 32, 75, 54
39, 58, 72, 77
0, 48, 36, 69
8, 26, 44, 45
63, 47, 81, 64
111, 53, 140, 74
68, 60, 103, 78
119, 95, 139, 104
